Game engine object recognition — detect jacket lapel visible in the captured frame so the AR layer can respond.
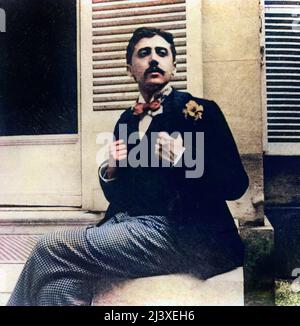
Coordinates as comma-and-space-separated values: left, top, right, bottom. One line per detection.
126, 88, 195, 138
147, 88, 193, 135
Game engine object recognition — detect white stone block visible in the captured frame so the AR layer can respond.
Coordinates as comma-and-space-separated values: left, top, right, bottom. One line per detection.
0, 293, 10, 306
0, 264, 24, 292
92, 267, 244, 306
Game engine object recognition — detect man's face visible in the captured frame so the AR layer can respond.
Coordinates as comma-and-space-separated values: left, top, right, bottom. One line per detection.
128, 35, 175, 89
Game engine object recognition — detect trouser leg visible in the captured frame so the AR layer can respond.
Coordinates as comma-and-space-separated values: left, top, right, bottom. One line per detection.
7, 213, 181, 306
35, 278, 94, 306
7, 227, 96, 306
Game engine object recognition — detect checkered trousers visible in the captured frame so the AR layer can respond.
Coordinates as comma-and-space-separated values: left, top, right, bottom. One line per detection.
7, 212, 183, 306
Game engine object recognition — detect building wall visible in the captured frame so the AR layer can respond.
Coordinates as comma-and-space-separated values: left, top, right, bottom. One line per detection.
202, 0, 262, 155
202, 0, 264, 223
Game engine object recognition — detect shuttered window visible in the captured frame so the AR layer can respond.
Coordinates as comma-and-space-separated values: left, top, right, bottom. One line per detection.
92, 0, 187, 111
263, 0, 300, 154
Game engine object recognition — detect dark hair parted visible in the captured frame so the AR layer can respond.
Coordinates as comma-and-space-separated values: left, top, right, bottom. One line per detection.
126, 27, 177, 65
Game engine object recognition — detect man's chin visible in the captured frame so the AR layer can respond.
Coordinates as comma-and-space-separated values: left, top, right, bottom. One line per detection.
143, 78, 168, 88
143, 81, 168, 92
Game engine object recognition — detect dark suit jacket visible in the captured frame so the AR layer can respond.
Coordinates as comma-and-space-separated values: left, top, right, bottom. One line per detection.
99, 88, 249, 279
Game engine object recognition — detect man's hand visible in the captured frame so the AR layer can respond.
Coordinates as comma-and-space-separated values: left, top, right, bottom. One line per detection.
155, 132, 185, 166
107, 139, 127, 179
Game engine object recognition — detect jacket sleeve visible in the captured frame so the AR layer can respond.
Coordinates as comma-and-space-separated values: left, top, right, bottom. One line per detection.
206, 101, 249, 200
98, 160, 120, 203
177, 100, 249, 201
98, 113, 127, 203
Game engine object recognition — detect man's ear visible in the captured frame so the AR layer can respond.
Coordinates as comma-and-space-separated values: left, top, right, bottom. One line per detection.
172, 61, 177, 75
126, 64, 133, 77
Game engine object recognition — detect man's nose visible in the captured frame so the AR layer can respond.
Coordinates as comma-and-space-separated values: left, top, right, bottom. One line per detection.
149, 59, 159, 67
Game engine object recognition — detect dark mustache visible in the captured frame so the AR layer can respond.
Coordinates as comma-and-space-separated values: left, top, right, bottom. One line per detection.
144, 66, 165, 77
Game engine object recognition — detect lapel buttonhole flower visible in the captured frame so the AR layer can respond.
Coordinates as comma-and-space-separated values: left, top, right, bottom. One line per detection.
183, 100, 204, 121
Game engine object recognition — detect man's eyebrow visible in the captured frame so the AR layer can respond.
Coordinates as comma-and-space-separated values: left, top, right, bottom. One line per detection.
155, 46, 168, 50
137, 46, 151, 52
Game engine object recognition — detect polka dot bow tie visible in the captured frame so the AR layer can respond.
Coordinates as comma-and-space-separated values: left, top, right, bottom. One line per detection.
133, 99, 161, 116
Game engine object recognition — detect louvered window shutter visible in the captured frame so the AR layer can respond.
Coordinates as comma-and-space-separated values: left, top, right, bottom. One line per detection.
92, 0, 187, 111
263, 0, 300, 154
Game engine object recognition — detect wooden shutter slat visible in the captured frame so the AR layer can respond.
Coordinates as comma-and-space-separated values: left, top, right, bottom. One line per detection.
93, 31, 186, 40
92, 45, 128, 52
265, 0, 300, 6
93, 104, 133, 111
93, 25, 186, 37
93, 0, 127, 2
94, 102, 136, 110
93, 6, 185, 20
94, 95, 138, 102
93, 71, 130, 78
93, 62, 127, 69
92, 0, 185, 12
92, 15, 185, 28
93, 53, 125, 60
94, 87, 139, 94
92, 32, 186, 45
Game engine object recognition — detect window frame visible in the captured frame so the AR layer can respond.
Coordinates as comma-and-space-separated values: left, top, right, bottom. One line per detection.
262, 0, 300, 155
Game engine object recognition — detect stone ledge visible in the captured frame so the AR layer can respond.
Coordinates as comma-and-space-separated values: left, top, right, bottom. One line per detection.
0, 210, 103, 223
0, 210, 103, 234
92, 267, 244, 306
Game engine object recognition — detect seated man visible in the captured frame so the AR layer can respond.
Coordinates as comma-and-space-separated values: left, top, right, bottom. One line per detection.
7, 27, 249, 306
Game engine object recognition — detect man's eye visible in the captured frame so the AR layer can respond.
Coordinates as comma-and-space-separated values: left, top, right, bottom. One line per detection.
137, 48, 150, 57
156, 48, 168, 57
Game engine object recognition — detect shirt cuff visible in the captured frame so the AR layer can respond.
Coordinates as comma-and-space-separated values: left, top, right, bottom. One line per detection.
173, 146, 186, 166
99, 161, 117, 183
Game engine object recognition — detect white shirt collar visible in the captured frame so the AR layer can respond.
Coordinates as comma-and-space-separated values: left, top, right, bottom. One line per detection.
135, 84, 172, 117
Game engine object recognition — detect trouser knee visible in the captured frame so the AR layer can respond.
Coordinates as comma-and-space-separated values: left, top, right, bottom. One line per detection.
31, 232, 62, 259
